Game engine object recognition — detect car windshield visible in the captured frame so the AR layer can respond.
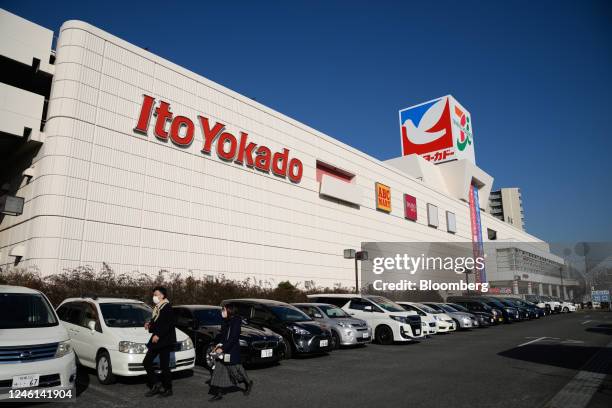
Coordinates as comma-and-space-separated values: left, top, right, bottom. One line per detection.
438, 304, 459, 313
100, 303, 152, 327
367, 296, 405, 312
0, 293, 58, 329
540, 296, 552, 301
486, 299, 507, 308
193, 308, 224, 325
416, 303, 439, 314
269, 305, 311, 322
448, 303, 469, 312
319, 305, 350, 318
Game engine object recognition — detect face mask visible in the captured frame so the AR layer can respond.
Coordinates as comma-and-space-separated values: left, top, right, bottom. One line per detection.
221, 309, 228, 318
153, 295, 161, 305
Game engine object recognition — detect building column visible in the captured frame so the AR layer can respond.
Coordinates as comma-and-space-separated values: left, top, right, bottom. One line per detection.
569, 289, 574, 300
538, 283, 544, 295
527, 282, 533, 295
548, 284, 553, 296
556, 285, 561, 298
513, 280, 519, 295
563, 286, 568, 300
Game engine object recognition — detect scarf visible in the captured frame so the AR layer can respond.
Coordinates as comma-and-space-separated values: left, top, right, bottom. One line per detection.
152, 299, 169, 322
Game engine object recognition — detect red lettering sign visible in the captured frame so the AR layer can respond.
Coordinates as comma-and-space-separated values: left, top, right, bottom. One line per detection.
404, 193, 417, 221
134, 95, 303, 183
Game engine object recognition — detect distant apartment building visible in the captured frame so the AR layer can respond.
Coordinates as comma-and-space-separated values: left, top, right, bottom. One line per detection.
488, 188, 525, 230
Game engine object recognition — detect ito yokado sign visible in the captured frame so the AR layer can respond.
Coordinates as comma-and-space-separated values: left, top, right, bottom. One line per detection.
399, 95, 475, 165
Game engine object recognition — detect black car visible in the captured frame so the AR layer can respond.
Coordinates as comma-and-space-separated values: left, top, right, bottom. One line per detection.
450, 296, 520, 323
447, 296, 504, 324
221, 299, 333, 359
173, 305, 284, 368
446, 303, 494, 327
489, 297, 531, 320
500, 297, 543, 319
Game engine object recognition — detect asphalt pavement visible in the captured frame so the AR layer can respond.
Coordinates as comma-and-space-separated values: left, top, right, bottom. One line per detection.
46, 310, 611, 408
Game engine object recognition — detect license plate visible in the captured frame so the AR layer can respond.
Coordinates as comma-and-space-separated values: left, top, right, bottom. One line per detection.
415, 329, 420, 335
319, 339, 328, 347
362, 332, 370, 339
260, 349, 273, 358
12, 374, 39, 389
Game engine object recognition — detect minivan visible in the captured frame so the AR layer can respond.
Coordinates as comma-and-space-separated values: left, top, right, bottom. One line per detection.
307, 294, 423, 345
0, 286, 77, 399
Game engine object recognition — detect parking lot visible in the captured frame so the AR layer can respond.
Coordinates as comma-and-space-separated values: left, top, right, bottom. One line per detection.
41, 311, 610, 408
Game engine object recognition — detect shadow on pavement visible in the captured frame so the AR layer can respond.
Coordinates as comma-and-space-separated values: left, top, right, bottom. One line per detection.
586, 324, 612, 336
498, 344, 610, 374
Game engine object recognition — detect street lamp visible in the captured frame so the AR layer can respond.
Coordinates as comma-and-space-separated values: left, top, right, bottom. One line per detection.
344, 249, 368, 294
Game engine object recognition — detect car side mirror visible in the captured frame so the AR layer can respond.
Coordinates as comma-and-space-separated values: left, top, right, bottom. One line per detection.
87, 320, 96, 332
364, 306, 373, 312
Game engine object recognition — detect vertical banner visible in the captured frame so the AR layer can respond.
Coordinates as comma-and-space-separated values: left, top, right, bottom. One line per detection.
469, 184, 487, 283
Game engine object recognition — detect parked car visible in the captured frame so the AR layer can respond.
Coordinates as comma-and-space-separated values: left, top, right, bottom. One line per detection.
221, 299, 332, 359
470, 296, 521, 323
501, 297, 544, 318
446, 303, 494, 327
307, 294, 424, 345
56, 297, 195, 384
292, 303, 372, 347
396, 302, 439, 335
523, 295, 552, 314
0, 286, 77, 399
173, 305, 283, 368
550, 298, 577, 313
446, 297, 504, 324
412, 303, 457, 333
539, 296, 562, 313
422, 303, 476, 329
489, 297, 532, 320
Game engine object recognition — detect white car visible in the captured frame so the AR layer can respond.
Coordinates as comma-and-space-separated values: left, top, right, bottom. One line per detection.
556, 300, 577, 312
415, 303, 457, 333
56, 297, 195, 384
0, 286, 77, 400
396, 302, 439, 335
307, 294, 425, 344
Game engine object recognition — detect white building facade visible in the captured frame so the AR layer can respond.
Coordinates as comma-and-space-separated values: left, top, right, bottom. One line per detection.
0, 10, 578, 296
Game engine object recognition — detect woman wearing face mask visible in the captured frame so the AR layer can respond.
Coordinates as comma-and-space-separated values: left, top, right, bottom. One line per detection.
143, 286, 176, 397
208, 304, 253, 401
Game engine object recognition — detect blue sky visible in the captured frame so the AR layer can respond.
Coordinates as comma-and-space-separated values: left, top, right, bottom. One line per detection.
4, 0, 611, 241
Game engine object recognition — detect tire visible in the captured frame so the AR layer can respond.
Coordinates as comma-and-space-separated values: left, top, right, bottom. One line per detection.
563, 307, 569, 313
453, 319, 461, 329
331, 330, 341, 350
96, 351, 115, 385
204, 344, 215, 371
375, 325, 394, 345
281, 337, 293, 359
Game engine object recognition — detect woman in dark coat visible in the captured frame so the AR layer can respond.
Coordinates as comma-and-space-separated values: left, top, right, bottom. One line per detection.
208, 304, 253, 401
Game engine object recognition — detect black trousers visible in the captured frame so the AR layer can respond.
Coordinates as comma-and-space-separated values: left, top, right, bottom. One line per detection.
143, 345, 173, 390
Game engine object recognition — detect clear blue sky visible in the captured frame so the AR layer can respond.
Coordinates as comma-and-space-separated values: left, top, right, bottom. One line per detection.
4, 0, 611, 242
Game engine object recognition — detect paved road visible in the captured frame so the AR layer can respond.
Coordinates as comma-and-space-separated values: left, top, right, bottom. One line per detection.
50, 311, 611, 408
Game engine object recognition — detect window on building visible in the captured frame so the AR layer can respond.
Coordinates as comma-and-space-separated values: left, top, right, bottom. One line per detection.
446, 211, 456, 233
427, 204, 439, 228
487, 228, 497, 240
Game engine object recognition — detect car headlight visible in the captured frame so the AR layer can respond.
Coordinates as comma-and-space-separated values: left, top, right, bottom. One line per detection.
462, 317, 471, 323
178, 338, 194, 351
337, 322, 352, 328
390, 315, 408, 323
291, 326, 310, 335
239, 339, 248, 347
422, 322, 427, 327
55, 340, 72, 358
434, 315, 441, 321
118, 341, 148, 354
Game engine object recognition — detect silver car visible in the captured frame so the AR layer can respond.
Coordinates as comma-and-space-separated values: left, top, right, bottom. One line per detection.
422, 302, 478, 329
293, 303, 372, 348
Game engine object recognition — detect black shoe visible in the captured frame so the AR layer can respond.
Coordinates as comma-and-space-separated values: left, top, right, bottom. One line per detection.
244, 380, 253, 396
158, 388, 173, 397
145, 384, 161, 397
209, 394, 223, 402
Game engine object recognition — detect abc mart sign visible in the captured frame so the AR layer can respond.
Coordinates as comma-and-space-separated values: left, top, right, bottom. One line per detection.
133, 95, 304, 183
399, 95, 475, 165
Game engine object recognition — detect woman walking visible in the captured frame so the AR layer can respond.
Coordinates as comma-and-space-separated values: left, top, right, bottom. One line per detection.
208, 304, 254, 401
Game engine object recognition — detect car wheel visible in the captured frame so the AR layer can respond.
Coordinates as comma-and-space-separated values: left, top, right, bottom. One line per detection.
453, 319, 461, 329
375, 325, 394, 345
563, 307, 569, 313
281, 337, 293, 359
96, 351, 115, 385
331, 330, 341, 350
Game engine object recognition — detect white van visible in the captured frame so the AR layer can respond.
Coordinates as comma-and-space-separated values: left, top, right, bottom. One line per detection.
0, 286, 77, 400
56, 297, 195, 384
307, 294, 424, 345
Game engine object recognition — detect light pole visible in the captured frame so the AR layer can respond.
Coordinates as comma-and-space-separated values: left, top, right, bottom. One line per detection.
344, 249, 368, 294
